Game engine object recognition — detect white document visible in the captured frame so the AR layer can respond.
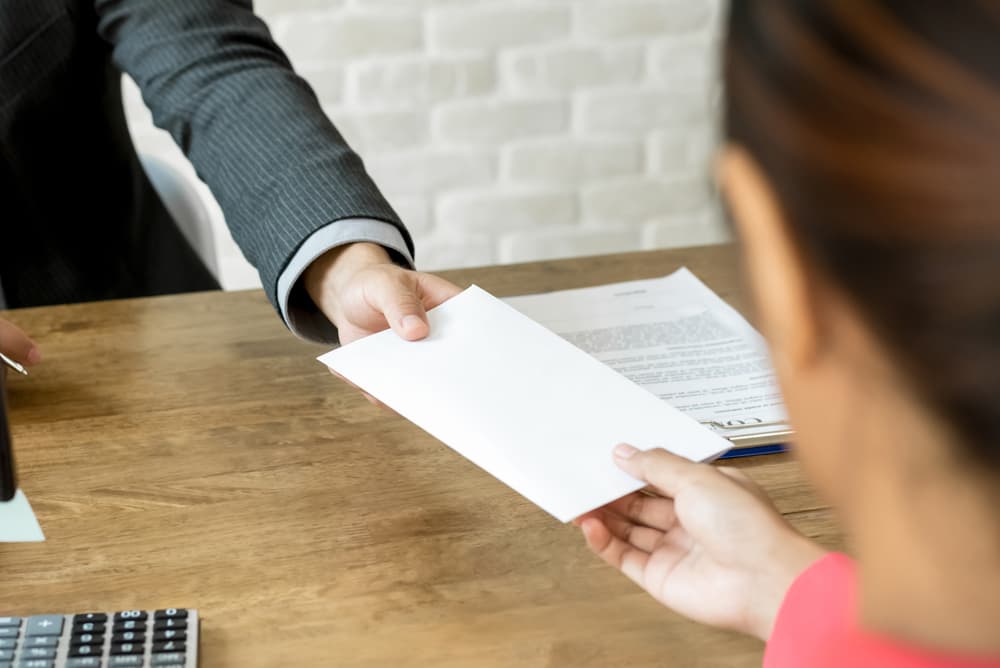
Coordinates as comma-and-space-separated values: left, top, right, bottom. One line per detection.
318, 285, 731, 522
505, 268, 789, 443
0, 490, 45, 542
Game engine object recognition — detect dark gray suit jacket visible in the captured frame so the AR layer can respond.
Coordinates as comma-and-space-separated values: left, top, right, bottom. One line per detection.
0, 0, 410, 309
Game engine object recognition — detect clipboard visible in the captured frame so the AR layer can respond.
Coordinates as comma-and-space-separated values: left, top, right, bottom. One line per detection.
702, 418, 793, 459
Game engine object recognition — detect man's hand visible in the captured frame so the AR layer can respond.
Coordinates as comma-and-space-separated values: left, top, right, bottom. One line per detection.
0, 318, 41, 368
576, 445, 825, 641
304, 242, 462, 347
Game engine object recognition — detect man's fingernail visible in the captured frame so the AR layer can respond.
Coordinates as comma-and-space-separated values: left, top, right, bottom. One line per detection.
26, 347, 41, 365
401, 315, 423, 332
614, 443, 638, 459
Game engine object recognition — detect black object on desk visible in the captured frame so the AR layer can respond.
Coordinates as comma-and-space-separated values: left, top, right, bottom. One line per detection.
0, 367, 18, 501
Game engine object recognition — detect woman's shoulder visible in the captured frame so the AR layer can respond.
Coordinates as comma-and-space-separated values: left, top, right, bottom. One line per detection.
765, 554, 1000, 668
764, 553, 855, 668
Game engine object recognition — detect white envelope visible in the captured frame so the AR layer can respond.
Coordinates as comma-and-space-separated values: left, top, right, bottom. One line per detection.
319, 285, 730, 522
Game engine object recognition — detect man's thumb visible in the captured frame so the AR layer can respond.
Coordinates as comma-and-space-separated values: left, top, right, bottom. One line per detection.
374, 280, 429, 341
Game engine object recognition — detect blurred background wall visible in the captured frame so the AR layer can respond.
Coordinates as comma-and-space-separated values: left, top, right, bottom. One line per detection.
124, 0, 729, 290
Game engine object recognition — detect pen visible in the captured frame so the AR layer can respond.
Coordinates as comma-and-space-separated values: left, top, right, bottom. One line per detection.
0, 353, 28, 376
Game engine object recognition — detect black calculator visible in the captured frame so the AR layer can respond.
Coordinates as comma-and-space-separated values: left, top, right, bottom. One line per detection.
0, 609, 198, 667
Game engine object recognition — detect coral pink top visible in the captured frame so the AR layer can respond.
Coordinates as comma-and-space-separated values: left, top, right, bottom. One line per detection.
765, 553, 1000, 668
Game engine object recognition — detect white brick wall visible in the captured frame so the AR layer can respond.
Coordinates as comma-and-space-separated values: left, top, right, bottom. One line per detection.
124, 0, 730, 290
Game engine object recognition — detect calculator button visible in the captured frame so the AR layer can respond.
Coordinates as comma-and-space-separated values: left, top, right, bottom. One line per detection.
73, 613, 108, 624
152, 619, 184, 631
110, 642, 144, 655
153, 609, 187, 620
66, 659, 103, 667
0, 639, 14, 648
0, 630, 15, 638
152, 629, 186, 642
17, 660, 54, 668
71, 633, 105, 646
20, 648, 56, 660
25, 637, 58, 648
69, 645, 102, 657
111, 631, 144, 643
73, 622, 106, 634
24, 616, 63, 637
150, 655, 185, 666
0, 650, 11, 660
152, 641, 185, 653
113, 611, 146, 622
112, 621, 145, 633
108, 657, 144, 667
0, 618, 19, 628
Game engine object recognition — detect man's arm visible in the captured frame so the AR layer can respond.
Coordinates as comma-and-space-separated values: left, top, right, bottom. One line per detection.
94, 0, 458, 343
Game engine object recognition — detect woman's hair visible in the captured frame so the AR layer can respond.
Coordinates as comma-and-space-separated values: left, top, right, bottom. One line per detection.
725, 0, 1000, 467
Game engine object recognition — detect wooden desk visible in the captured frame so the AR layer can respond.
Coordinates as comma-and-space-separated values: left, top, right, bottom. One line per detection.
0, 245, 840, 667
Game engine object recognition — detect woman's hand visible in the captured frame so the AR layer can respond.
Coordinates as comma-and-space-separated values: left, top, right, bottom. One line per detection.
576, 444, 825, 640
0, 318, 40, 368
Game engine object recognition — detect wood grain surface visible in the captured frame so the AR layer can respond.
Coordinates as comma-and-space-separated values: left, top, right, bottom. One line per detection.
0, 245, 841, 667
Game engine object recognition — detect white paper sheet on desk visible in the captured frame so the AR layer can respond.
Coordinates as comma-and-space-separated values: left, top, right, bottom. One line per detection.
505, 268, 789, 443
0, 490, 45, 542
318, 285, 731, 523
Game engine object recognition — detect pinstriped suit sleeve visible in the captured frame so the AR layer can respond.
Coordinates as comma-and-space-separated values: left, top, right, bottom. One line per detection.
93, 0, 413, 319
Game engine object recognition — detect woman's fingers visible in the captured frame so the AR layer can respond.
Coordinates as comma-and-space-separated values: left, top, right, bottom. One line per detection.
605, 491, 677, 533
580, 517, 650, 586
597, 509, 665, 553
612, 444, 705, 498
